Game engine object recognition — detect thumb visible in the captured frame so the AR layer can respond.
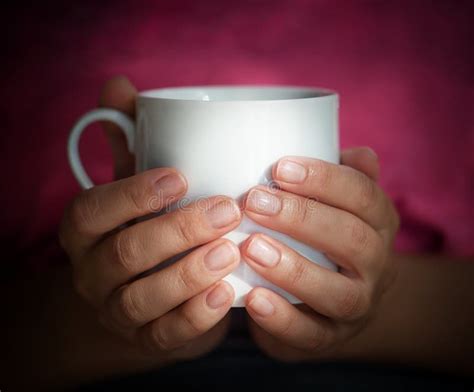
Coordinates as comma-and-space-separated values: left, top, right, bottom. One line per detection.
99, 76, 137, 180
340, 146, 380, 181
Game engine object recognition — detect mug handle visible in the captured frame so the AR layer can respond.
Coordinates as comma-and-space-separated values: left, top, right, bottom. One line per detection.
68, 108, 135, 189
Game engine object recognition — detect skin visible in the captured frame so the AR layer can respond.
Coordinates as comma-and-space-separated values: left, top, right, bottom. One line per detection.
241, 148, 399, 358
59, 77, 245, 361
1, 77, 473, 390
98, 76, 400, 359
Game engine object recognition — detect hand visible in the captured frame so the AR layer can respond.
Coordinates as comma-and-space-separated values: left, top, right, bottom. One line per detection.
240, 147, 399, 361
59, 77, 242, 364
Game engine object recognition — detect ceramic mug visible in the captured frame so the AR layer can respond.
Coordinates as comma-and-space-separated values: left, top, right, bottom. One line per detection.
68, 85, 339, 306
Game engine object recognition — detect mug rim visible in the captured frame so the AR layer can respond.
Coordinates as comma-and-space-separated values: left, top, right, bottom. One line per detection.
137, 85, 337, 102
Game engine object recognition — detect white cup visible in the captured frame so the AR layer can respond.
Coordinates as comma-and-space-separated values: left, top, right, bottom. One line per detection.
68, 85, 339, 307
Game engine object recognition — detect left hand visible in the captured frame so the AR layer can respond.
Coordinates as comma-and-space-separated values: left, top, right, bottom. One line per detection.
240, 147, 400, 361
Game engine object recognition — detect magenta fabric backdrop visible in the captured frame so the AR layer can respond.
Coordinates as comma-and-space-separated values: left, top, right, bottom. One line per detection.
1, 1, 473, 272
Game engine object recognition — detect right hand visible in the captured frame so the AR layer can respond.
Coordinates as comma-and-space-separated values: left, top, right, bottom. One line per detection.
59, 77, 242, 363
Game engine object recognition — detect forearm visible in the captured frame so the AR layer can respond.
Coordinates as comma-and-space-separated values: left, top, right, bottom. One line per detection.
1, 265, 170, 390
334, 253, 474, 374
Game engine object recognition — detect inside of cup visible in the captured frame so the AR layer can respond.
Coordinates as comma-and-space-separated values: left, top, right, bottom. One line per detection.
139, 86, 334, 101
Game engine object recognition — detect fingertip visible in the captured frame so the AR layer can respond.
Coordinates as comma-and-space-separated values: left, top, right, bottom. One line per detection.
174, 170, 189, 194
99, 75, 137, 112
111, 74, 133, 84
203, 239, 241, 275
245, 287, 276, 317
206, 280, 235, 309
239, 232, 254, 254
237, 189, 250, 212
219, 280, 236, 302
220, 238, 241, 265
149, 167, 189, 193
342, 145, 376, 157
247, 291, 276, 318
245, 287, 263, 305
102, 75, 134, 91
272, 157, 284, 180
241, 232, 282, 268
341, 146, 380, 181
239, 188, 253, 212
208, 195, 243, 223
362, 146, 378, 160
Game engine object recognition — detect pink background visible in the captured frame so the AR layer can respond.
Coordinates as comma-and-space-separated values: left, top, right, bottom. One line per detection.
1, 1, 473, 272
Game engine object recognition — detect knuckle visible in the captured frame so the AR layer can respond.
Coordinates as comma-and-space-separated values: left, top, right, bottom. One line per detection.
305, 325, 328, 352
347, 219, 371, 257
297, 201, 311, 227
116, 285, 144, 326
278, 312, 295, 340
312, 160, 332, 190
336, 283, 368, 321
69, 191, 100, 235
120, 180, 150, 214
147, 319, 173, 352
180, 308, 207, 336
176, 261, 200, 293
174, 213, 197, 247
112, 230, 141, 274
287, 257, 307, 287
286, 197, 313, 228
357, 175, 378, 212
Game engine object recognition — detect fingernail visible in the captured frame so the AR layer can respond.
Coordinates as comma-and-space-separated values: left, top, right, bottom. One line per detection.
247, 237, 280, 267
206, 199, 241, 228
206, 283, 231, 309
245, 189, 281, 215
366, 147, 378, 160
249, 295, 275, 317
204, 242, 238, 271
276, 160, 307, 184
154, 174, 186, 200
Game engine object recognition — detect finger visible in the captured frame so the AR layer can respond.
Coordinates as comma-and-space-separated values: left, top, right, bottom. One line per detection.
271, 156, 395, 230
245, 287, 336, 352
105, 238, 239, 329
138, 281, 234, 352
340, 147, 379, 181
99, 76, 137, 179
247, 318, 315, 361
169, 313, 232, 361
60, 168, 187, 254
83, 196, 241, 303
241, 233, 373, 321
243, 186, 384, 275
